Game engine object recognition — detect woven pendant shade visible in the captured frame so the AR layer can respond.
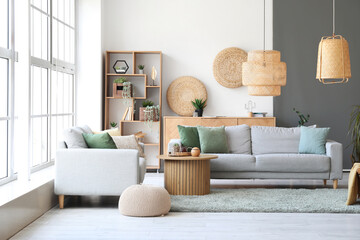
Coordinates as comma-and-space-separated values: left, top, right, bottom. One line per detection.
316, 35, 351, 84
242, 50, 287, 96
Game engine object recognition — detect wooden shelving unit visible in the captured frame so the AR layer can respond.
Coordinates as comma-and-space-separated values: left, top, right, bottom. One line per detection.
104, 51, 162, 170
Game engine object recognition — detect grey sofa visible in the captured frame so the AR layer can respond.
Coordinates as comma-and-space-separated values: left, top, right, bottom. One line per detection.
171, 125, 343, 189
55, 141, 146, 208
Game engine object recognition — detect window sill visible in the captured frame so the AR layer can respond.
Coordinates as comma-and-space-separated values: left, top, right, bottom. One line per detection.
0, 166, 54, 207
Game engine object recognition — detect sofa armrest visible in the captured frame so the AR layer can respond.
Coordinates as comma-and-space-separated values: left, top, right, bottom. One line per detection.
326, 140, 343, 180
55, 149, 139, 196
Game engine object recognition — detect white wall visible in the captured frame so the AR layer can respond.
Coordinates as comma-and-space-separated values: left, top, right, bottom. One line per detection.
100, 0, 274, 117
76, 0, 103, 130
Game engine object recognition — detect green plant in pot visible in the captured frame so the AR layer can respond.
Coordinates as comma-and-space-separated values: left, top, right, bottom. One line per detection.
191, 98, 207, 117
348, 105, 360, 164
138, 64, 145, 74
110, 122, 118, 128
293, 108, 310, 126
113, 77, 128, 98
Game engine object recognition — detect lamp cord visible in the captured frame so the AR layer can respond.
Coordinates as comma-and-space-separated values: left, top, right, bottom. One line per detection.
263, 0, 266, 51
333, 0, 335, 36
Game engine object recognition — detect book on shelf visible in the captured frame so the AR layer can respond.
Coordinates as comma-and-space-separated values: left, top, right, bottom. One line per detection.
122, 107, 129, 121
127, 107, 133, 121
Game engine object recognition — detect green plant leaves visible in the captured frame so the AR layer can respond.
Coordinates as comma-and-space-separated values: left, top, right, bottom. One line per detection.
191, 98, 207, 110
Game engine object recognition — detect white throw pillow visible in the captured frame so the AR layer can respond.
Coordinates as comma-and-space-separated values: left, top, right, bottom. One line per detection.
112, 135, 145, 158
225, 125, 251, 154
63, 126, 91, 148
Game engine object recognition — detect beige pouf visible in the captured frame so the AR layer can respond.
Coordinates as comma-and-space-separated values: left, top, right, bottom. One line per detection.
119, 185, 171, 217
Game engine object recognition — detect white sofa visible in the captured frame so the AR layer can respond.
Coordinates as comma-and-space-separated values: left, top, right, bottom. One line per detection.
170, 125, 343, 189
55, 141, 146, 208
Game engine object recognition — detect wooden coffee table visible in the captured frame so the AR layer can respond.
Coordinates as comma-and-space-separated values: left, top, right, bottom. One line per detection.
158, 154, 218, 195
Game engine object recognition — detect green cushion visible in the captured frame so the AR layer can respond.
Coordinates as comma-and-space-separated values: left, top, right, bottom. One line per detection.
177, 125, 200, 148
82, 132, 117, 149
299, 126, 330, 154
197, 126, 229, 153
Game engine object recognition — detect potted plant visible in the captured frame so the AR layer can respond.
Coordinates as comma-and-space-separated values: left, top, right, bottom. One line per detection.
293, 108, 310, 126
110, 122, 118, 129
139, 100, 155, 121
138, 65, 145, 74
122, 82, 132, 99
191, 98, 207, 117
348, 105, 360, 164
113, 77, 130, 98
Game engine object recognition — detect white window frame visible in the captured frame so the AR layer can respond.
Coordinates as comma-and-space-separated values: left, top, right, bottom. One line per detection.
29, 0, 76, 172
0, 0, 18, 185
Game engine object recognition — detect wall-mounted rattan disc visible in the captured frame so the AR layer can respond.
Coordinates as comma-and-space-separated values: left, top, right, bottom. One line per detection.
213, 47, 247, 88
167, 76, 207, 116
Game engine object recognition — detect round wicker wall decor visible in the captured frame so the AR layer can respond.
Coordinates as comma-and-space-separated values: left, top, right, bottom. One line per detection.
167, 76, 207, 116
213, 47, 247, 88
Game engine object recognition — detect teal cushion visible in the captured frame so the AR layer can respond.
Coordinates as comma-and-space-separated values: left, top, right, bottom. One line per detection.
197, 126, 229, 153
299, 126, 330, 154
177, 125, 200, 148
82, 132, 117, 149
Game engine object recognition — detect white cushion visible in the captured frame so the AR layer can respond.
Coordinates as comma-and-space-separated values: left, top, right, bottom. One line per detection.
225, 125, 251, 154
112, 135, 145, 158
63, 126, 92, 148
251, 126, 301, 155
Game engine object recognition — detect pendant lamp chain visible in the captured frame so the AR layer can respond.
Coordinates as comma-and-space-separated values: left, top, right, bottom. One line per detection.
333, 0, 335, 36
263, 0, 265, 51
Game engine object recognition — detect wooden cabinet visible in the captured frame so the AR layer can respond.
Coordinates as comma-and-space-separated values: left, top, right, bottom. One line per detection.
104, 51, 162, 170
163, 116, 276, 153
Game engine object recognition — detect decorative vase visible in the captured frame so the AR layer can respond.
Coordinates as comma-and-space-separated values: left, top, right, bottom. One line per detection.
139, 69, 144, 74
195, 109, 203, 117
191, 147, 200, 157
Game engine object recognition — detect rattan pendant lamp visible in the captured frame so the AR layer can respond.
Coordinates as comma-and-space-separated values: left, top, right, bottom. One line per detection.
316, 0, 351, 84
242, 0, 287, 96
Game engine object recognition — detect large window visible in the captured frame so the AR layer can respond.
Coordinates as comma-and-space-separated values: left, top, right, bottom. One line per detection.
30, 0, 75, 170
0, 0, 13, 183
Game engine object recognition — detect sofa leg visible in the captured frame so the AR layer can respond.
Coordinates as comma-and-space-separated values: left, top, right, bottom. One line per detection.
59, 195, 64, 209
333, 180, 338, 189
323, 180, 327, 186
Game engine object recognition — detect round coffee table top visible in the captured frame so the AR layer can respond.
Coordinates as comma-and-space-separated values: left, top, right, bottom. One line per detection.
158, 154, 218, 161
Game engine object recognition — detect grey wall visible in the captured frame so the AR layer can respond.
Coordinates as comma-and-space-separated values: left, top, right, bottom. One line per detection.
273, 0, 360, 169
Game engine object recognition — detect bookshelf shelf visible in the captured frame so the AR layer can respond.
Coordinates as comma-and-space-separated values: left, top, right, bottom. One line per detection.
104, 51, 162, 170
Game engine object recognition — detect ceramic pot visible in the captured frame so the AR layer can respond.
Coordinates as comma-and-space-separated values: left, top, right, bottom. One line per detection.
195, 109, 203, 117
191, 147, 200, 157
139, 69, 144, 74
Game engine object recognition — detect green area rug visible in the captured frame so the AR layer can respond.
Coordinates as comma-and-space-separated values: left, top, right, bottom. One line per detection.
170, 188, 360, 213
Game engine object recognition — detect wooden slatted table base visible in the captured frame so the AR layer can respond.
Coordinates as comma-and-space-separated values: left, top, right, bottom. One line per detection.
159, 155, 218, 195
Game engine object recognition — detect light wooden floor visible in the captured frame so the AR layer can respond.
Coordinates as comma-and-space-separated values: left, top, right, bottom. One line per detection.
11, 173, 360, 240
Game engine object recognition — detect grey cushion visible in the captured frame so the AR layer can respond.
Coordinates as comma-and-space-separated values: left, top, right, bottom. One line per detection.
225, 125, 251, 154
80, 125, 93, 134
251, 126, 301, 155
63, 126, 92, 148
210, 154, 256, 172
255, 154, 330, 173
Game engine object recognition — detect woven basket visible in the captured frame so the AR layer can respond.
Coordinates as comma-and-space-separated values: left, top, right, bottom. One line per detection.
316, 35, 351, 82
166, 76, 207, 116
242, 50, 287, 96
247, 86, 281, 96
213, 47, 247, 88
